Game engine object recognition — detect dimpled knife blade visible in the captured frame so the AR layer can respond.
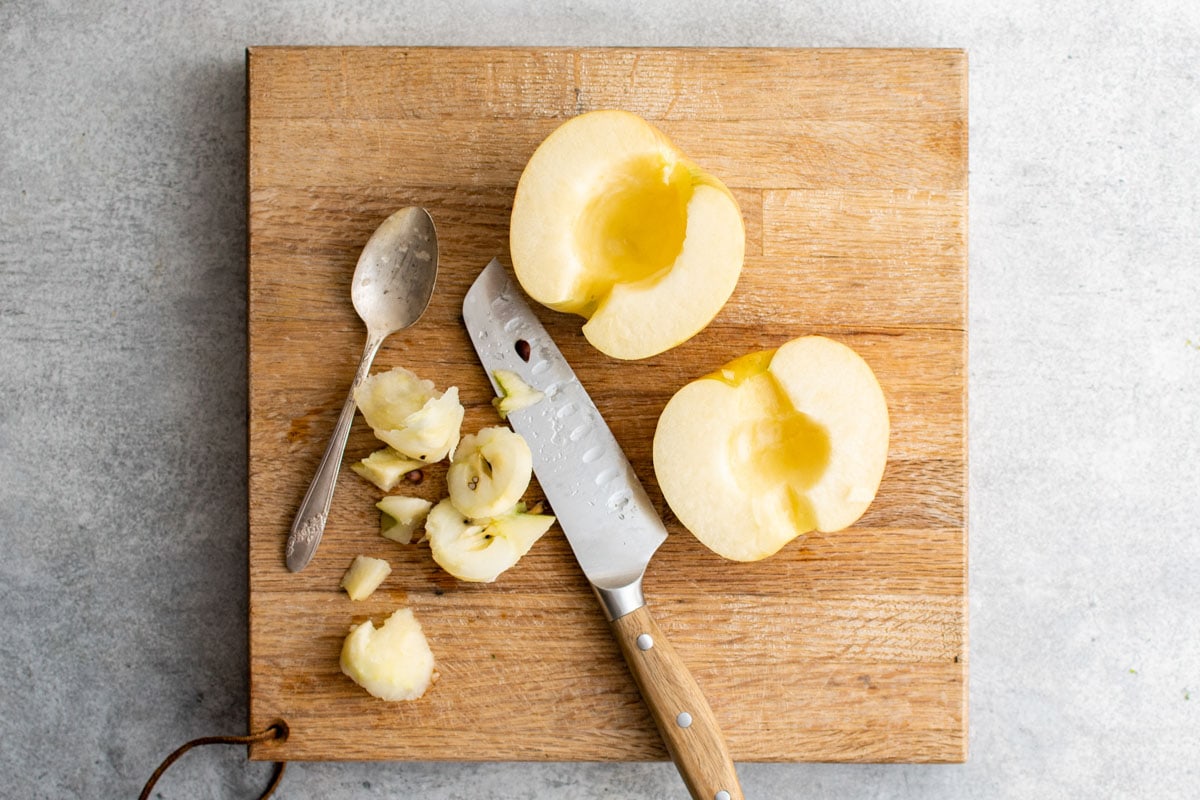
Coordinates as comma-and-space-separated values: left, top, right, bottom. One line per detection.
462, 258, 666, 602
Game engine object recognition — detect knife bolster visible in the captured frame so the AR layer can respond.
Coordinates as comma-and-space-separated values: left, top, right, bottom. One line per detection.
593, 579, 647, 621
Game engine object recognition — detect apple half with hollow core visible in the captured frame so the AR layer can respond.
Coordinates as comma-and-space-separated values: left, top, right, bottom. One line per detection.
653, 336, 889, 562
510, 109, 745, 360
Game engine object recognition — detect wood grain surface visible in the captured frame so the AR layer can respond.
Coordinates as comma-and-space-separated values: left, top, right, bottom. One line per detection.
247, 46, 968, 764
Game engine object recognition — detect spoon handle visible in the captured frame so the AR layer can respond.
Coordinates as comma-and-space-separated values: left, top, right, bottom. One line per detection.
286, 334, 385, 571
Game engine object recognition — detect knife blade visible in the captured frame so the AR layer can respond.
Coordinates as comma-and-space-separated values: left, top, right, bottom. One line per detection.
463, 259, 742, 800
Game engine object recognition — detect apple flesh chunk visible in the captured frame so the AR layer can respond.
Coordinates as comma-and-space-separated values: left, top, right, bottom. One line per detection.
352, 447, 424, 492
653, 336, 889, 562
510, 109, 744, 360
376, 495, 433, 545
340, 608, 437, 701
491, 369, 545, 420
339, 555, 392, 601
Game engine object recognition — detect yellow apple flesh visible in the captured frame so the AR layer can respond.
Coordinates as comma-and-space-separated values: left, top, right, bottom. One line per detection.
339, 555, 392, 601
510, 109, 744, 360
425, 499, 555, 583
340, 608, 437, 701
652, 336, 889, 561
491, 369, 545, 420
445, 426, 533, 520
352, 447, 424, 491
376, 495, 433, 545
354, 367, 464, 463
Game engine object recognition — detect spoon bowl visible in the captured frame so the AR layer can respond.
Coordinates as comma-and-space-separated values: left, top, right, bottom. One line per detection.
352, 207, 439, 336
286, 207, 439, 572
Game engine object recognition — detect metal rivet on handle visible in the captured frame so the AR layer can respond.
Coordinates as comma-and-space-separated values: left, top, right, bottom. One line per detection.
676, 712, 693, 728
636, 634, 654, 651
715, 792, 731, 800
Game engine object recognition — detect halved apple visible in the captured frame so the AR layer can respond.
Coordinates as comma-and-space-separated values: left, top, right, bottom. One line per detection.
653, 336, 889, 562
510, 109, 744, 360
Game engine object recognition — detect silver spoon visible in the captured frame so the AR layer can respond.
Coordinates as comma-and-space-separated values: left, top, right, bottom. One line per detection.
286, 207, 439, 572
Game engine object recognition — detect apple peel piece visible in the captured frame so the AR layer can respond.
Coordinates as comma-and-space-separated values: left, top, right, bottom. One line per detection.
653, 335, 889, 562
340, 608, 437, 701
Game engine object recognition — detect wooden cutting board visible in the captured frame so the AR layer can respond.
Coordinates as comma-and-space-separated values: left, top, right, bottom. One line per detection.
247, 46, 968, 764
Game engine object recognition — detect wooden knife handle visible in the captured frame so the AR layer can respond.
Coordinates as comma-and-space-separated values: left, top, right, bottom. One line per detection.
610, 604, 743, 800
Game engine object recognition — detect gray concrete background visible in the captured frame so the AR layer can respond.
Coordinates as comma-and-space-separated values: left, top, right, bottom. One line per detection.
1, 1, 1197, 798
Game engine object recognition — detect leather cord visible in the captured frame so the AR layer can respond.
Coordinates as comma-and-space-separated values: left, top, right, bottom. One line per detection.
138, 721, 289, 800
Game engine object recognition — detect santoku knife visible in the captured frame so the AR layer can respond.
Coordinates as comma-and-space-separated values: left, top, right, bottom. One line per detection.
463, 259, 742, 800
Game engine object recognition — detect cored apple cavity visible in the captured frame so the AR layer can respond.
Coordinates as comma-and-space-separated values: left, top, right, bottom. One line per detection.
723, 351, 832, 535
571, 155, 693, 312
